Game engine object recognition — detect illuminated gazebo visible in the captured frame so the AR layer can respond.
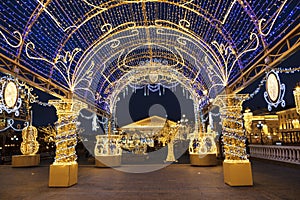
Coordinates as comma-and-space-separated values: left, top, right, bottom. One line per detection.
0, 0, 299, 187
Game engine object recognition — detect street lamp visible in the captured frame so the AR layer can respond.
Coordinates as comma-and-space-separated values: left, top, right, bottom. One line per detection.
180, 115, 189, 140
257, 121, 264, 145
243, 109, 253, 143
293, 84, 300, 115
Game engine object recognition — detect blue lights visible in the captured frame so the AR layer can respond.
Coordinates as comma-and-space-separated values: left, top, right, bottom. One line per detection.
0, 0, 299, 112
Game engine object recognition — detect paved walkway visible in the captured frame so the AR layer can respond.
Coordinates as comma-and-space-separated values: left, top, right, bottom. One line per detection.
0, 159, 299, 200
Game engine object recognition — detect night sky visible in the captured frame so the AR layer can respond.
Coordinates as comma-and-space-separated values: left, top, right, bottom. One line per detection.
116, 86, 194, 127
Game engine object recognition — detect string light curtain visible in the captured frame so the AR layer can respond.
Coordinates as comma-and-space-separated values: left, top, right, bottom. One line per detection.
0, 0, 299, 112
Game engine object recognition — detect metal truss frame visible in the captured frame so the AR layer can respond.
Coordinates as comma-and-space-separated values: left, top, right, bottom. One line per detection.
229, 24, 300, 94
0, 53, 110, 118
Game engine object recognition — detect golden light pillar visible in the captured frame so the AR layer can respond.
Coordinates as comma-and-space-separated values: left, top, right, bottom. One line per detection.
294, 85, 300, 115
214, 94, 253, 186
48, 98, 87, 187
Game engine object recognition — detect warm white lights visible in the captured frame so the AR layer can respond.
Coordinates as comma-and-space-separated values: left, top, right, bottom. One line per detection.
294, 85, 300, 115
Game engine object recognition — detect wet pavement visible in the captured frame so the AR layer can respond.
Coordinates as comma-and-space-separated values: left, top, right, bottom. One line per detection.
0, 159, 299, 200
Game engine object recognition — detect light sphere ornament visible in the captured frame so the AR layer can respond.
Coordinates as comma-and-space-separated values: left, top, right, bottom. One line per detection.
20, 125, 39, 155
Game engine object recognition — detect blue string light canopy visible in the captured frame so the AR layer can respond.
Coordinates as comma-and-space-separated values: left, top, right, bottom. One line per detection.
0, 0, 299, 112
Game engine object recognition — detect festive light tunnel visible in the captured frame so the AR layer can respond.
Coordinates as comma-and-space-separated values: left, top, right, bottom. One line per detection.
0, 0, 299, 166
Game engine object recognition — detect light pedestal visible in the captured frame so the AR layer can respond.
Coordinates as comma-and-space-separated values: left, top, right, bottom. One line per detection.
190, 153, 217, 166
12, 154, 40, 167
95, 155, 121, 167
49, 163, 78, 187
223, 160, 253, 186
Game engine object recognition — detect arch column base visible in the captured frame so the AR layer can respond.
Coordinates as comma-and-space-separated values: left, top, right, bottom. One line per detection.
223, 160, 253, 186
49, 163, 78, 187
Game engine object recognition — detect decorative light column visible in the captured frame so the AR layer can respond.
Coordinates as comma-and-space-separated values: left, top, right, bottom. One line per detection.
214, 94, 253, 186
294, 85, 300, 115
48, 98, 87, 187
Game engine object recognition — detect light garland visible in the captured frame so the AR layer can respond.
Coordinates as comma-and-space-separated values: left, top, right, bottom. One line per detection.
209, 112, 221, 117
33, 99, 53, 107
245, 77, 266, 100
244, 66, 300, 102
0, 119, 29, 132
275, 67, 300, 74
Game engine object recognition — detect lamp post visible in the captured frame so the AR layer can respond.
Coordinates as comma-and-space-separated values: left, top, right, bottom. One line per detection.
257, 121, 264, 145
180, 114, 189, 140
243, 109, 253, 144
293, 84, 300, 115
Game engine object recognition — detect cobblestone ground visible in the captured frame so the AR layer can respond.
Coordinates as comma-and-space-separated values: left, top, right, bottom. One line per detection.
0, 159, 299, 200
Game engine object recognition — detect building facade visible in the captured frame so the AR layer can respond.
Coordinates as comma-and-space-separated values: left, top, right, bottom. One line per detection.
277, 108, 300, 144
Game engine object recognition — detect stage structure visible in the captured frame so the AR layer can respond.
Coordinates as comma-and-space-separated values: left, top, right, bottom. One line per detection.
0, 0, 299, 187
